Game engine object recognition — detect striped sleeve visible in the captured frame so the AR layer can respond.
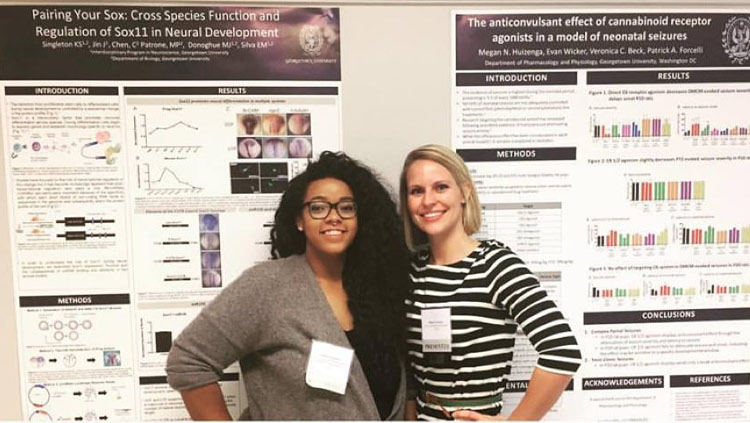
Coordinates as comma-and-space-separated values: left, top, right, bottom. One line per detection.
486, 248, 582, 375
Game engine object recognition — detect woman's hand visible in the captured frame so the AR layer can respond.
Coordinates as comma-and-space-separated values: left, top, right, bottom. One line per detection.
180, 382, 233, 420
406, 400, 418, 420
451, 410, 508, 420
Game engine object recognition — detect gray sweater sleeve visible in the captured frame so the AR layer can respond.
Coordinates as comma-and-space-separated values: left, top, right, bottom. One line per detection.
166, 264, 274, 391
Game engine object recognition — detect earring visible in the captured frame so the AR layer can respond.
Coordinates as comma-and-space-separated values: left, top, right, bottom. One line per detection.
297, 226, 303, 232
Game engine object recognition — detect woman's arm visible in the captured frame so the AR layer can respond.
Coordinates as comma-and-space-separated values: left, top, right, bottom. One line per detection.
507, 368, 570, 420
451, 368, 570, 421
180, 382, 233, 421
166, 267, 269, 419
453, 248, 581, 421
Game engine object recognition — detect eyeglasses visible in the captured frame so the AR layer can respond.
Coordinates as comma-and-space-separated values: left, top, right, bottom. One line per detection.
303, 200, 357, 220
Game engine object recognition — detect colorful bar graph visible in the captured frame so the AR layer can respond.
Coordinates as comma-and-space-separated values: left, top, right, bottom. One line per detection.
596, 229, 668, 247
594, 118, 671, 139
702, 281, 750, 295
629, 180, 705, 202
648, 284, 697, 296
684, 121, 750, 137
679, 225, 750, 245
590, 285, 641, 298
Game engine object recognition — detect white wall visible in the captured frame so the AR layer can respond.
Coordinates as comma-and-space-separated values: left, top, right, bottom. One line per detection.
1, 1, 747, 419
341, 6, 451, 193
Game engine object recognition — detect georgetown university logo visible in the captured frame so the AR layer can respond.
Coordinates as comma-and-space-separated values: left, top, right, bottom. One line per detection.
722, 16, 750, 64
299, 24, 324, 56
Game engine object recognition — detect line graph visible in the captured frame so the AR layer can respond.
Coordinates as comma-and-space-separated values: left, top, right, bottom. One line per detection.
137, 163, 203, 195
148, 121, 198, 136
129, 107, 215, 153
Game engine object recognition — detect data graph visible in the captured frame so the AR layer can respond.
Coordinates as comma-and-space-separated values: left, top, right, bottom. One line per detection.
679, 113, 750, 139
127, 104, 235, 154
138, 309, 198, 368
701, 280, 750, 295
137, 163, 203, 195
589, 284, 641, 298
646, 281, 697, 297
592, 116, 672, 139
675, 224, 750, 245
591, 226, 668, 248
147, 120, 199, 138
588, 271, 748, 309
684, 122, 750, 137
132, 113, 204, 152
595, 229, 669, 247
627, 180, 705, 202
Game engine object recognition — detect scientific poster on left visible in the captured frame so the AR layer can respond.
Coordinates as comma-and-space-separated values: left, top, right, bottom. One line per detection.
0, 5, 343, 420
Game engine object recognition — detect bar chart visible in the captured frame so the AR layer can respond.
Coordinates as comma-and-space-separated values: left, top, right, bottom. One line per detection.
589, 283, 641, 298
684, 122, 750, 137
591, 227, 668, 248
646, 281, 698, 297
701, 281, 750, 295
593, 117, 672, 139
589, 278, 749, 305
680, 113, 750, 140
675, 224, 750, 245
627, 180, 705, 202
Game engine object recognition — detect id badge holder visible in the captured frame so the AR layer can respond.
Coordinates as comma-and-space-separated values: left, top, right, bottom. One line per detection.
305, 340, 354, 395
421, 307, 451, 365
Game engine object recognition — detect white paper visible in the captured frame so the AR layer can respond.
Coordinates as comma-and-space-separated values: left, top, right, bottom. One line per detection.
421, 308, 452, 353
305, 340, 354, 395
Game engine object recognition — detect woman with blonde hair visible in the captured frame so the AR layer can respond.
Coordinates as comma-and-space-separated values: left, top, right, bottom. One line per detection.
399, 144, 581, 421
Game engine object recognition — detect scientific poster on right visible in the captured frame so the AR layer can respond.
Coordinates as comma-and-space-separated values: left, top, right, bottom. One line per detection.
453, 10, 750, 421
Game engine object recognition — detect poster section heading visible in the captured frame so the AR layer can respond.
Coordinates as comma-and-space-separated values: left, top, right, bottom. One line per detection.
457, 147, 576, 162
587, 69, 750, 85
505, 379, 574, 393
139, 373, 239, 385
456, 13, 750, 70
456, 71, 576, 86
123, 86, 337, 95
19, 294, 131, 307
0, 6, 341, 80
670, 373, 750, 388
580, 374, 750, 390
584, 307, 750, 325
582, 376, 664, 391
4, 86, 118, 95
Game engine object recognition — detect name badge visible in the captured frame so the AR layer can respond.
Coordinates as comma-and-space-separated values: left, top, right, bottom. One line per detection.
421, 308, 452, 353
305, 340, 354, 395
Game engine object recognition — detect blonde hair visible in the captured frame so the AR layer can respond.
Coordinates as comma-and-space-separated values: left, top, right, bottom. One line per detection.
399, 144, 481, 250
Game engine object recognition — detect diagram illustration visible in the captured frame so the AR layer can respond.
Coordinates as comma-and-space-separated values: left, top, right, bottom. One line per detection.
10, 131, 120, 165
79, 131, 121, 165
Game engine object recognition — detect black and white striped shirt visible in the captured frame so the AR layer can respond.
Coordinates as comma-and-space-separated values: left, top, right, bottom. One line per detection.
406, 240, 581, 420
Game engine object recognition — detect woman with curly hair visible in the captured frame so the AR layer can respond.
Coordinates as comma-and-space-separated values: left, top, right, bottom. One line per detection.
166, 151, 409, 420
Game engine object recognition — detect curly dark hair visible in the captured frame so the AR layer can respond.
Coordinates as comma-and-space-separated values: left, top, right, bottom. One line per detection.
271, 151, 409, 358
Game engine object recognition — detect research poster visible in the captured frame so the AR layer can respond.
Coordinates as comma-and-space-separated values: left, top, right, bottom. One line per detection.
453, 10, 750, 421
0, 5, 342, 420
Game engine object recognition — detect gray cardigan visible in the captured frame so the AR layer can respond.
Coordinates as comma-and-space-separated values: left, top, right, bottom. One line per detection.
166, 254, 406, 420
